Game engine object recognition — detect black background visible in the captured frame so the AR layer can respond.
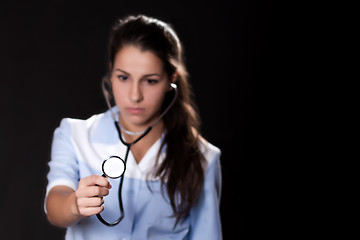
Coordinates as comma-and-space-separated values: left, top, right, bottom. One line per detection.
0, 0, 280, 239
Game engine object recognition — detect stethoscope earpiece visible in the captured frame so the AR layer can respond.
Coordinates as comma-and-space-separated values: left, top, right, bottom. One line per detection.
170, 83, 177, 89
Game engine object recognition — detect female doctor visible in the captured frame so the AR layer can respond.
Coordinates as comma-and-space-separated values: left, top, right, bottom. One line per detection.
45, 14, 222, 240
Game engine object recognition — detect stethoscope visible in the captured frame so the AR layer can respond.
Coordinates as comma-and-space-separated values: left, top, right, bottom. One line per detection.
96, 83, 178, 226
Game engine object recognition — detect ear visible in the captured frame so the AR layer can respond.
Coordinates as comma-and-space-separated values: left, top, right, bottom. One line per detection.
170, 72, 178, 83
169, 72, 178, 90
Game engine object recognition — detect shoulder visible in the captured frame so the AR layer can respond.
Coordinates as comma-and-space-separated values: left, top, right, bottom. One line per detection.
58, 107, 116, 130
60, 111, 107, 128
56, 107, 117, 143
198, 137, 221, 167
198, 137, 222, 196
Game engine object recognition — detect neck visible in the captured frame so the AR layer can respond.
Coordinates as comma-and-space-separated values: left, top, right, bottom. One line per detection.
120, 120, 165, 163
119, 124, 148, 136
120, 119, 165, 144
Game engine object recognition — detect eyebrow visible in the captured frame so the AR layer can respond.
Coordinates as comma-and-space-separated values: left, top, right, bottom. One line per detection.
115, 68, 162, 77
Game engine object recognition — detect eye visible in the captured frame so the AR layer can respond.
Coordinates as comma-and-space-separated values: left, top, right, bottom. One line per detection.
146, 79, 158, 85
117, 75, 128, 81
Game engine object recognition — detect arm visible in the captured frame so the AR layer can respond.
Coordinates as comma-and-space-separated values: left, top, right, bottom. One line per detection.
46, 186, 80, 227
45, 119, 111, 227
46, 175, 112, 227
189, 151, 222, 239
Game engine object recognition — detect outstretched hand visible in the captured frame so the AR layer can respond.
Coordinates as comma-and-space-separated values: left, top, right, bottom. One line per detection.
74, 175, 112, 217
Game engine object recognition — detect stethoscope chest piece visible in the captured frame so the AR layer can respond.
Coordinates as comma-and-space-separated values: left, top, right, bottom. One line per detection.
102, 156, 126, 179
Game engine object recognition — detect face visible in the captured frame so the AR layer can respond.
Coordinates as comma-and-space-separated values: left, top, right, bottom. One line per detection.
110, 45, 171, 131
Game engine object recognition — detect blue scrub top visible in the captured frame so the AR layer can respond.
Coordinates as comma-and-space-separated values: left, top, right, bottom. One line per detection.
45, 107, 222, 240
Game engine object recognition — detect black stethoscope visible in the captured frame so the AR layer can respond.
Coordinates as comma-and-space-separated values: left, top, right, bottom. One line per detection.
96, 83, 178, 226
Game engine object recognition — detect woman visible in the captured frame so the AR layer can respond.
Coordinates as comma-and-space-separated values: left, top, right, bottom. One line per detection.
45, 14, 222, 240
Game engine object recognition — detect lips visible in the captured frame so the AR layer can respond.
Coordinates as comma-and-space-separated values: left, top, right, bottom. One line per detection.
126, 107, 144, 114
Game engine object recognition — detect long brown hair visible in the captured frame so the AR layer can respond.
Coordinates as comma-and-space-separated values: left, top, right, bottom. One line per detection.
102, 15, 205, 224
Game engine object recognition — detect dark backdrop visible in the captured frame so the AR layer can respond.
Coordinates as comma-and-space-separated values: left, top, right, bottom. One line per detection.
0, 1, 276, 239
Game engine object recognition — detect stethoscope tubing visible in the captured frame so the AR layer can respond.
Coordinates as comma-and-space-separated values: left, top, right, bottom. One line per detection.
96, 123, 152, 226
96, 83, 177, 226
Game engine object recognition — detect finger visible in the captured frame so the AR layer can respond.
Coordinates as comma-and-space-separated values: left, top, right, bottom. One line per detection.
79, 175, 112, 188
78, 205, 104, 217
77, 197, 104, 208
76, 185, 109, 198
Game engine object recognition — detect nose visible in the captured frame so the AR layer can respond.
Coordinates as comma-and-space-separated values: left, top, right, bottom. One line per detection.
129, 82, 143, 103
